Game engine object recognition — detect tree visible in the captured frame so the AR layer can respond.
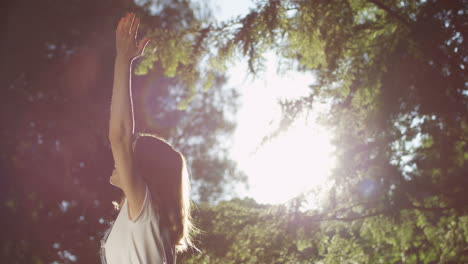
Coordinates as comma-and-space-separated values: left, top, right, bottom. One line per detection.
136, 0, 467, 262
151, 0, 467, 217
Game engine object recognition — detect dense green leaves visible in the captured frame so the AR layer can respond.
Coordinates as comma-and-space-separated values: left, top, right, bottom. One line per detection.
177, 198, 468, 263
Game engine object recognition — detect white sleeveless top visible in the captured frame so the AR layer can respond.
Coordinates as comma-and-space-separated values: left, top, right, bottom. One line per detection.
101, 184, 175, 264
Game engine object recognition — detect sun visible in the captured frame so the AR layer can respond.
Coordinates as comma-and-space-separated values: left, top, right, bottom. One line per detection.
230, 51, 336, 206
237, 111, 335, 205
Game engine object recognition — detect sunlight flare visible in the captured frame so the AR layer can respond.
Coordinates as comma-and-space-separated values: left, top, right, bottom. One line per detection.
239, 112, 335, 205
231, 52, 336, 205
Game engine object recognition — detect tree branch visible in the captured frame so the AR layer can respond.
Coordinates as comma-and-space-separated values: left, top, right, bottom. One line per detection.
367, 0, 412, 28
410, 204, 450, 212
310, 210, 386, 222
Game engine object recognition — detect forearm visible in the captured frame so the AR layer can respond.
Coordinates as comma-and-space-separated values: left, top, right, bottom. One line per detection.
109, 56, 134, 140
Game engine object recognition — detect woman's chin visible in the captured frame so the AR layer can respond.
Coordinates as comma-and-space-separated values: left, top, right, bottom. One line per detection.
110, 177, 121, 189
109, 176, 116, 186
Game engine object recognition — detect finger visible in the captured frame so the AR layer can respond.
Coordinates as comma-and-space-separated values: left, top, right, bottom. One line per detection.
131, 17, 140, 39
137, 38, 151, 55
127, 13, 136, 35
122, 13, 132, 35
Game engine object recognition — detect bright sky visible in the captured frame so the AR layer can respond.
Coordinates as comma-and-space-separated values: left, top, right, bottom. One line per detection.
207, 0, 336, 205
209, 0, 255, 21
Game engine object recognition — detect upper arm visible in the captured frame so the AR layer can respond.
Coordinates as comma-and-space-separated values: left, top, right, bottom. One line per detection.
109, 134, 146, 221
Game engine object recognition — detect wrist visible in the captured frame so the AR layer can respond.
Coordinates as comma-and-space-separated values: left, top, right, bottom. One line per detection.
115, 55, 132, 65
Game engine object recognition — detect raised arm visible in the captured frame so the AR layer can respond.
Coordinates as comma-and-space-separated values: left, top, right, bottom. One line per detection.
108, 12, 151, 221
109, 12, 150, 140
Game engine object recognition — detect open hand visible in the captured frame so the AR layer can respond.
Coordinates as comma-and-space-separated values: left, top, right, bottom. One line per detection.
115, 12, 151, 62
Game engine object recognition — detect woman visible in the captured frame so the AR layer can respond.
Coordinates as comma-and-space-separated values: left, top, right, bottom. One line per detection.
100, 12, 199, 264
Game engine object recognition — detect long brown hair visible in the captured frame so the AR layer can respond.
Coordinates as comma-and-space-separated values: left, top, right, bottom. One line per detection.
112, 132, 200, 253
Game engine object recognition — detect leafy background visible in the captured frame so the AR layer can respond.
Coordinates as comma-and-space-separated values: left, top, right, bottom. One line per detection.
1, 0, 467, 263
